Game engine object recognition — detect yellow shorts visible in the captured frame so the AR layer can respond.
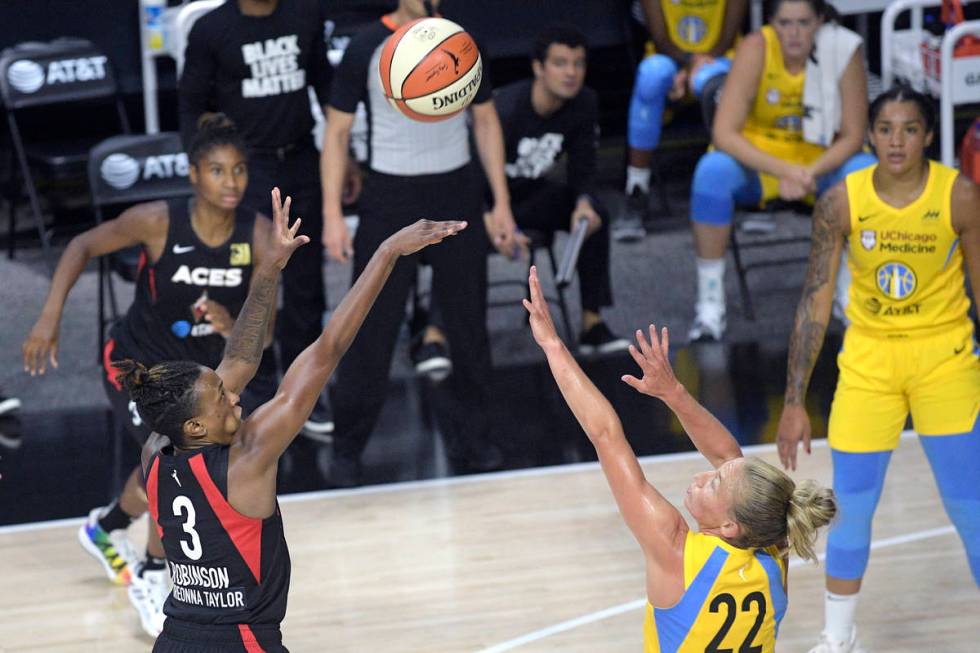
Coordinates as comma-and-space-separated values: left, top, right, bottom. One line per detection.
828, 320, 980, 452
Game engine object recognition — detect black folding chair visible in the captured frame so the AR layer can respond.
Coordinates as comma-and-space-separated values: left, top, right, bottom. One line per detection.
87, 132, 193, 358
0, 38, 130, 265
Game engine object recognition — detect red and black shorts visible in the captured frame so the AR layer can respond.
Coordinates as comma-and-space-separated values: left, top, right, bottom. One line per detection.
102, 338, 154, 446
153, 620, 287, 653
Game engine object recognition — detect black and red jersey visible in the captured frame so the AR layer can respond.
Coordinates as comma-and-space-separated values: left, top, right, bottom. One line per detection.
109, 198, 256, 369
146, 444, 291, 629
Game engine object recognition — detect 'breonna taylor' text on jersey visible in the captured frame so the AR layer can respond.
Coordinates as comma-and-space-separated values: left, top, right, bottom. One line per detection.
146, 444, 291, 629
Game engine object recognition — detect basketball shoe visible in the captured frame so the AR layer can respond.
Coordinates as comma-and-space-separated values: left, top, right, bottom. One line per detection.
807, 628, 868, 653
688, 301, 726, 342
77, 507, 135, 585
129, 562, 169, 638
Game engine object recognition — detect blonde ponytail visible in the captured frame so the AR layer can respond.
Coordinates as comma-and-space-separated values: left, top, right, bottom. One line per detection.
730, 458, 837, 561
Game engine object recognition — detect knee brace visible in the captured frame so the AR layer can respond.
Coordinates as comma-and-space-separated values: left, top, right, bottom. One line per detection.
919, 422, 980, 586
627, 55, 677, 150
825, 449, 892, 580
691, 57, 732, 98
690, 151, 752, 226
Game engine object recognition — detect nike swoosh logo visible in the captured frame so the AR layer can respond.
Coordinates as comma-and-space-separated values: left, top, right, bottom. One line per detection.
172, 244, 195, 254
858, 215, 875, 222
954, 345, 966, 355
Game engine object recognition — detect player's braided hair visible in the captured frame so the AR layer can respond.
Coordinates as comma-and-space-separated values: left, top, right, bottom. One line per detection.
729, 458, 837, 562
114, 359, 202, 446
188, 112, 247, 167
869, 85, 936, 134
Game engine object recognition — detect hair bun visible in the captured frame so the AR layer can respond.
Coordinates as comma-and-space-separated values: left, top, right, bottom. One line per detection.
113, 359, 149, 392
196, 111, 235, 132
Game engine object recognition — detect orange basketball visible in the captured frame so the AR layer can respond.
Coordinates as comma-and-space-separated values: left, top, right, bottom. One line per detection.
378, 17, 483, 122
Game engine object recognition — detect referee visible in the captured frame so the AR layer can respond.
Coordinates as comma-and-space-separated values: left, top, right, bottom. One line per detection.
321, 0, 516, 486
179, 0, 349, 433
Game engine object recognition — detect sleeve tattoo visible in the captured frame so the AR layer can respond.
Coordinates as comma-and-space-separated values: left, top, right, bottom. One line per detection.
223, 269, 277, 365
785, 193, 840, 404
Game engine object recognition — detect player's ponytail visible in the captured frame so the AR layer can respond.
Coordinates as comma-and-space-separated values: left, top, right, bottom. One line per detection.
114, 359, 202, 446
188, 112, 247, 167
786, 479, 837, 562
730, 458, 837, 562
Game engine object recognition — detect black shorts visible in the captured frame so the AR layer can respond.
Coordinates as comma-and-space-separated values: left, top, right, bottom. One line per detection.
102, 338, 154, 446
153, 619, 287, 653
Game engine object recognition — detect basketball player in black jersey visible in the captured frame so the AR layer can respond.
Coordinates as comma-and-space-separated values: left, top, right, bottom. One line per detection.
116, 192, 463, 651
22, 114, 280, 637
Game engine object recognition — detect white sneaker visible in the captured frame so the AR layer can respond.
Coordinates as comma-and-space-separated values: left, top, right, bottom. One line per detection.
128, 565, 169, 638
77, 507, 137, 585
807, 628, 868, 653
688, 301, 726, 342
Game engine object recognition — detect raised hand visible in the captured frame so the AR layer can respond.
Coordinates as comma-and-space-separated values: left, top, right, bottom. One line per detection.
23, 316, 59, 376
385, 219, 467, 257
776, 403, 812, 471
267, 187, 310, 270
522, 265, 561, 349
621, 325, 682, 400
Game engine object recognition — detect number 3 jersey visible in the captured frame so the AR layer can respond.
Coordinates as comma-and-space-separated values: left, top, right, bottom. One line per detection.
643, 531, 787, 653
145, 444, 291, 627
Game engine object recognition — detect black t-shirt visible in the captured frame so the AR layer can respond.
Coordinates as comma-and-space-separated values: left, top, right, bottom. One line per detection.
495, 78, 599, 202
147, 444, 291, 627
109, 199, 256, 369
178, 0, 333, 149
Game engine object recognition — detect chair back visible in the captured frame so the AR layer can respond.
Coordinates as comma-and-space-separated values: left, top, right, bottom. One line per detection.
88, 132, 193, 210
0, 38, 119, 110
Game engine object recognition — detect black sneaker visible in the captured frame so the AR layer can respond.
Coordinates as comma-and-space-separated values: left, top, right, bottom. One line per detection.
578, 322, 630, 355
612, 189, 648, 243
411, 339, 452, 382
302, 396, 334, 442
0, 395, 20, 417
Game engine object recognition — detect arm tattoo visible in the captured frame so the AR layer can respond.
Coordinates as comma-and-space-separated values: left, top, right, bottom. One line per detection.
224, 268, 277, 364
786, 193, 839, 404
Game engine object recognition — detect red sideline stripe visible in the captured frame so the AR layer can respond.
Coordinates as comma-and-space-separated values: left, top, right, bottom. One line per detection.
238, 624, 266, 653
188, 454, 263, 583
103, 339, 122, 391
146, 456, 164, 538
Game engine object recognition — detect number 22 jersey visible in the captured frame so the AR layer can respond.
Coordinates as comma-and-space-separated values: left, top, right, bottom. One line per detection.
146, 443, 291, 628
644, 531, 787, 652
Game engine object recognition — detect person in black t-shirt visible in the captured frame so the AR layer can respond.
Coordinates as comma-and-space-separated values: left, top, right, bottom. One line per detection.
179, 0, 356, 436
117, 200, 461, 652
495, 25, 629, 353
23, 115, 279, 639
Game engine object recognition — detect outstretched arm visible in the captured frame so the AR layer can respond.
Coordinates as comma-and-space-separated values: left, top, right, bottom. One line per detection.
622, 326, 742, 468
215, 188, 308, 394
524, 267, 687, 559
23, 201, 167, 375
777, 184, 849, 470
238, 219, 467, 470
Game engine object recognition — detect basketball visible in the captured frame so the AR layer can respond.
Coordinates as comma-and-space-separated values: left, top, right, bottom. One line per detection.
378, 17, 483, 122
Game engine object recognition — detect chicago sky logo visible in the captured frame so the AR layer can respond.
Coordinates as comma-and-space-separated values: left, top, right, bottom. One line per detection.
876, 261, 917, 299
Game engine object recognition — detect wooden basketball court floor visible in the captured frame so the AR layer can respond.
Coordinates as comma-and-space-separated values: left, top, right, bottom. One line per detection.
1, 433, 976, 652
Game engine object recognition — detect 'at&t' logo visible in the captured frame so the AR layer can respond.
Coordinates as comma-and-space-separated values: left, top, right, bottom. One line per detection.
100, 153, 189, 190
6, 56, 108, 94
876, 261, 917, 299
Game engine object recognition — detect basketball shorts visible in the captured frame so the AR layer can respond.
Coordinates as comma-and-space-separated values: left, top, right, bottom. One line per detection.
102, 338, 154, 445
828, 319, 980, 452
153, 620, 288, 653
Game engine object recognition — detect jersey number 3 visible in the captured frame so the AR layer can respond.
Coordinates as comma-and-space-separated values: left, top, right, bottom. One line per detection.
706, 591, 767, 653
172, 495, 203, 560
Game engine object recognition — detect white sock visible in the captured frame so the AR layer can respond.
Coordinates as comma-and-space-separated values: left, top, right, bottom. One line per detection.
626, 166, 651, 195
824, 590, 859, 643
696, 257, 726, 306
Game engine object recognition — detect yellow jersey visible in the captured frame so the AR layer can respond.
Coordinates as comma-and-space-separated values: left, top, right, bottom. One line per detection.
743, 25, 825, 167
660, 0, 727, 54
643, 531, 787, 653
844, 161, 972, 335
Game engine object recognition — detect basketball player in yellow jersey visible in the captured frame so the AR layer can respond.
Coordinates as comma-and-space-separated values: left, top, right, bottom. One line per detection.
619, 0, 746, 241
777, 87, 980, 653
524, 266, 837, 652
687, 0, 876, 341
